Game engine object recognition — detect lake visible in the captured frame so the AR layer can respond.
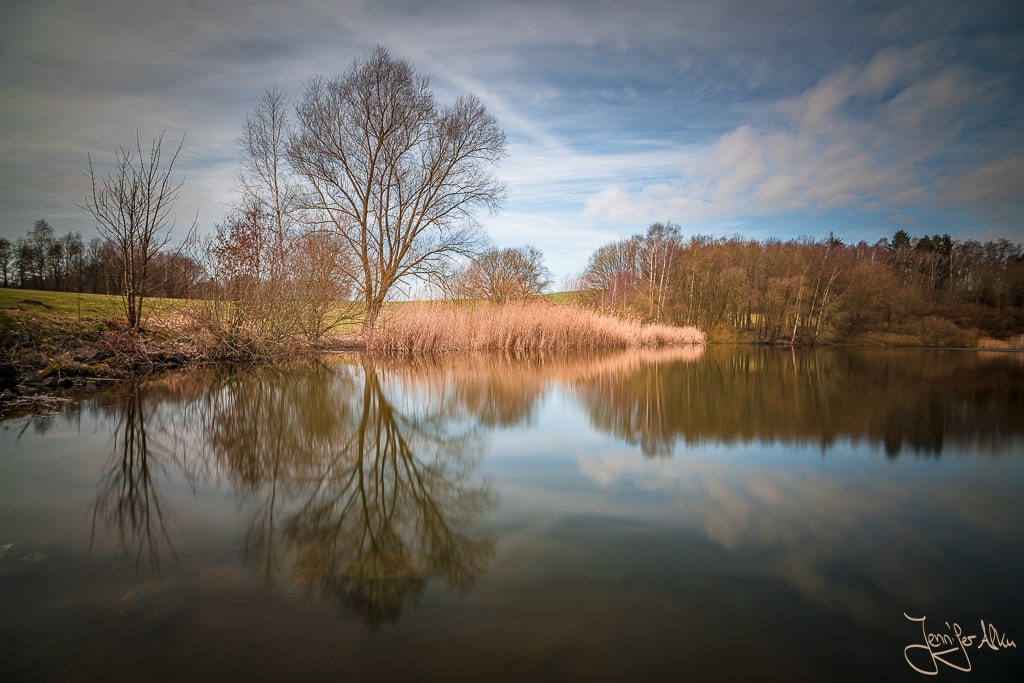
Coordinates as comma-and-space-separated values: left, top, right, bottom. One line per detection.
1, 346, 1022, 681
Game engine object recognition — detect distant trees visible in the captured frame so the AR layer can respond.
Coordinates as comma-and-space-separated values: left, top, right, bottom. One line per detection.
288, 46, 506, 330
2, 219, 193, 296
579, 222, 683, 322
446, 245, 552, 302
27, 220, 55, 290
580, 224, 1024, 344
81, 132, 193, 331
0, 238, 11, 288
580, 237, 642, 309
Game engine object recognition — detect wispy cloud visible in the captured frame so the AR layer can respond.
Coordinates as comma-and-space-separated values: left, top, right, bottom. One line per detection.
584, 43, 1022, 231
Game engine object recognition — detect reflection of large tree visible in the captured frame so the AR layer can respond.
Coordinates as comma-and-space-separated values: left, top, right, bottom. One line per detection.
187, 362, 354, 582
190, 359, 495, 628
286, 362, 494, 626
90, 385, 178, 570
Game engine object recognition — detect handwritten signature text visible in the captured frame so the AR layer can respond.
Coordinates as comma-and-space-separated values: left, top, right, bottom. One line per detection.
904, 613, 1017, 675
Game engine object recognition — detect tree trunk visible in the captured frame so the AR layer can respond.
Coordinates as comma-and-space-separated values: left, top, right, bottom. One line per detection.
363, 297, 383, 332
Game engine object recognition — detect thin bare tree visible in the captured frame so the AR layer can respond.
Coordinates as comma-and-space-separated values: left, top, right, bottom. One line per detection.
288, 46, 506, 331
238, 85, 358, 341
81, 132, 192, 331
239, 85, 296, 278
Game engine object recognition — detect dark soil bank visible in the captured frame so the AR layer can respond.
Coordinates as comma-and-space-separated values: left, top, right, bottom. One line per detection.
0, 330, 196, 417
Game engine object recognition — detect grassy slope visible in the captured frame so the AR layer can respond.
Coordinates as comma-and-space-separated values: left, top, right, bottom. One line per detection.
0, 288, 189, 337
0, 288, 585, 326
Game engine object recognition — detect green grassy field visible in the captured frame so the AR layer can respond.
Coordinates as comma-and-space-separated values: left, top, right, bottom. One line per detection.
545, 290, 586, 305
0, 288, 189, 337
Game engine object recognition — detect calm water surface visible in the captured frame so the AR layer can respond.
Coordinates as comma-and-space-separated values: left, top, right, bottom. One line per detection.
1, 347, 1022, 681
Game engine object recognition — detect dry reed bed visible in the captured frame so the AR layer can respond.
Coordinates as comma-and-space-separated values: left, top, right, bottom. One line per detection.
365, 301, 705, 354
977, 336, 1024, 350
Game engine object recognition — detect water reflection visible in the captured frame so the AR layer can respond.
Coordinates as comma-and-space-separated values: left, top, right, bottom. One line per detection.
378, 346, 706, 431
573, 347, 1024, 457
3, 346, 1023, 680
83, 346, 1022, 588
162, 359, 496, 627
284, 362, 494, 626
89, 384, 179, 571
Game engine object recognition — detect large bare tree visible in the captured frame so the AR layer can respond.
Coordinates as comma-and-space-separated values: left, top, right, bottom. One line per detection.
82, 132, 191, 331
288, 47, 506, 331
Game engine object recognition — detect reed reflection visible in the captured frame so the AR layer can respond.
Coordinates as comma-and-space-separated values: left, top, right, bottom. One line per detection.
376, 347, 706, 432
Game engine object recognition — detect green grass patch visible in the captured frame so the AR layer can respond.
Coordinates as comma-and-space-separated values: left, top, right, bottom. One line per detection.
0, 288, 123, 319
0, 288, 191, 338
545, 290, 586, 305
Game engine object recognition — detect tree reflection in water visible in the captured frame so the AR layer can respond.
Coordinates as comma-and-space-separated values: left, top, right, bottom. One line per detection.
89, 384, 179, 571
287, 362, 494, 626
573, 346, 1024, 458
186, 358, 496, 628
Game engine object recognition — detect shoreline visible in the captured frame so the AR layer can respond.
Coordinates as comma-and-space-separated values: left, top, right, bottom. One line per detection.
3, 326, 1020, 420
2, 287, 1018, 418
0, 328, 196, 418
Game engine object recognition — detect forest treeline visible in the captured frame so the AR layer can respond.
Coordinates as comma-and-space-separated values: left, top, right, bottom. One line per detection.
0, 218, 199, 299
576, 222, 1024, 344
5, 216, 1024, 346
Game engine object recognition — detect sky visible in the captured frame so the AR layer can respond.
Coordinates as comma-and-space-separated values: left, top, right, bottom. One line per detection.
1, 0, 1023, 285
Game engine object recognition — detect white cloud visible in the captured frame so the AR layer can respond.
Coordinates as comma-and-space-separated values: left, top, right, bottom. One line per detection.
947, 152, 1024, 217
583, 44, 1022, 231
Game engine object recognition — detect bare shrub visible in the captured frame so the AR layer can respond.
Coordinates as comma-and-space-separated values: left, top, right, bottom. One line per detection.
183, 203, 305, 361
289, 230, 358, 341
444, 245, 552, 302
911, 315, 977, 348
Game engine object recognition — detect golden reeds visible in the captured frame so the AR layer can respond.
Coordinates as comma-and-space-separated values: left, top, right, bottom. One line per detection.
364, 300, 705, 354
977, 336, 1024, 350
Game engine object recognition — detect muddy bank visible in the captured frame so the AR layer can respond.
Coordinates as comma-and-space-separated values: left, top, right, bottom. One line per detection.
0, 329, 197, 418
